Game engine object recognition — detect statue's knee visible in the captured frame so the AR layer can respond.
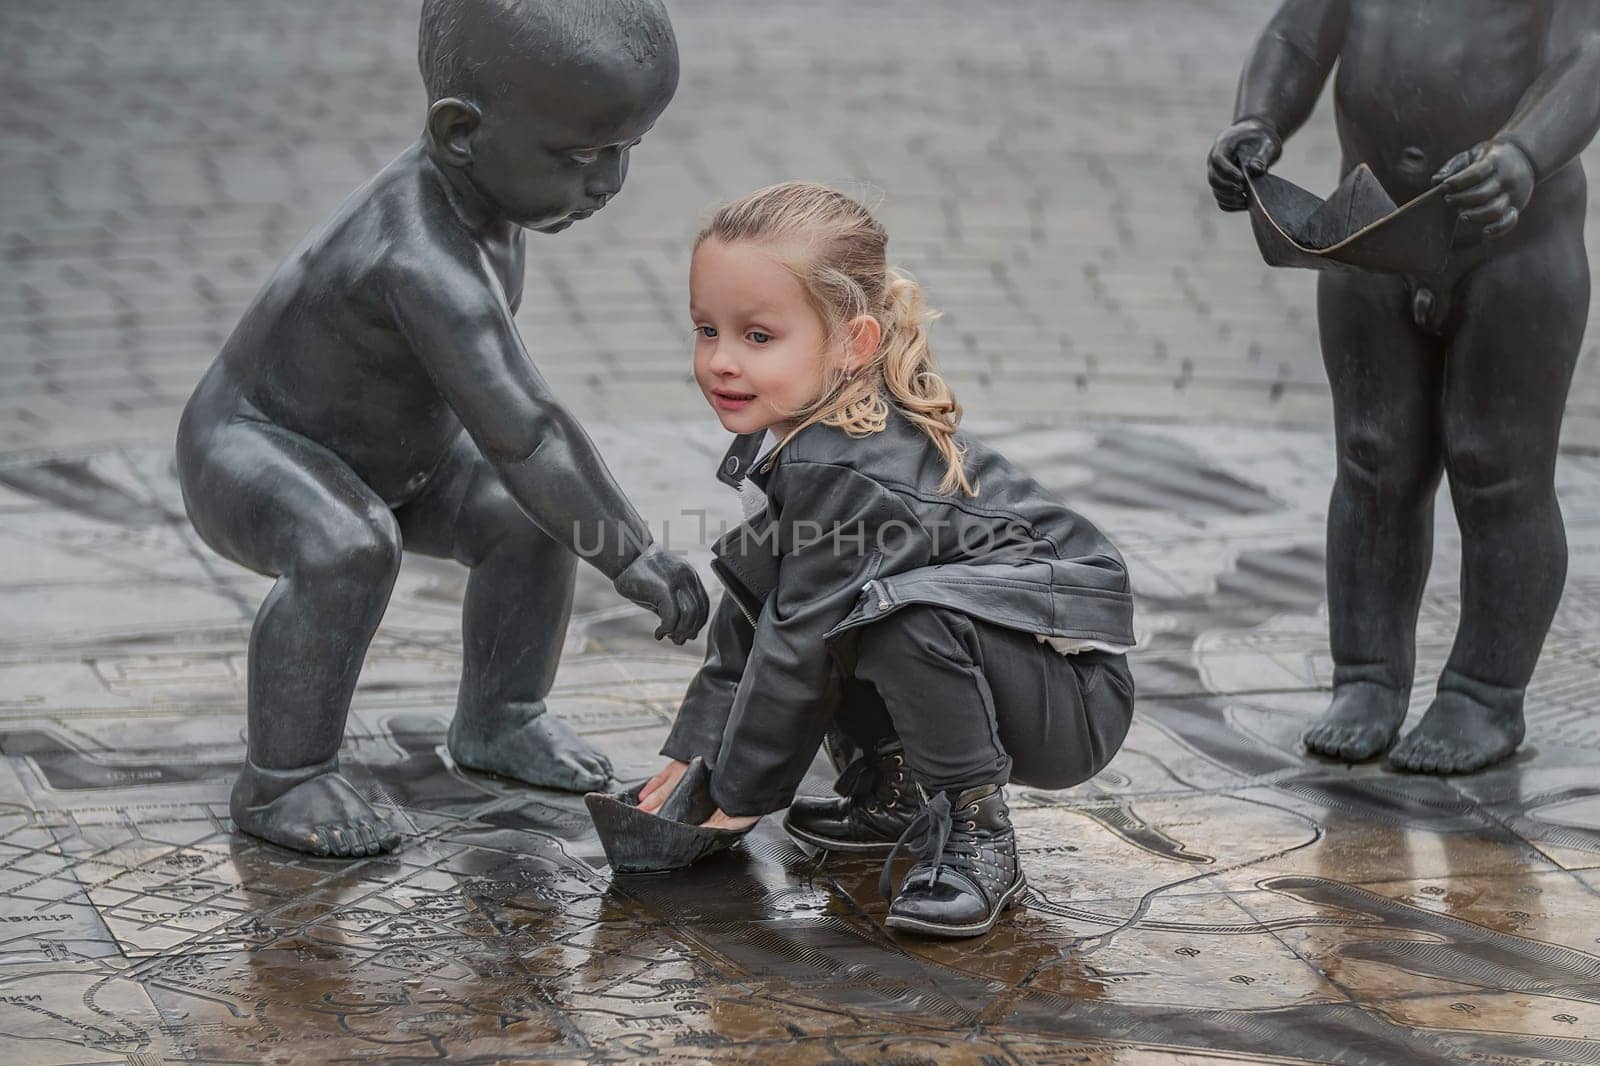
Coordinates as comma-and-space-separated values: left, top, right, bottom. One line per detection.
1338, 430, 1432, 504
1445, 441, 1542, 512
300, 506, 402, 588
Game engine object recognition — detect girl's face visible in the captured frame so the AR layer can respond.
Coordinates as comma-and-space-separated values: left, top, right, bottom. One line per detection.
689, 238, 835, 436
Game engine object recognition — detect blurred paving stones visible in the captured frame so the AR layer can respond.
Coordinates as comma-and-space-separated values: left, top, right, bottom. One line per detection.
2, 0, 1598, 454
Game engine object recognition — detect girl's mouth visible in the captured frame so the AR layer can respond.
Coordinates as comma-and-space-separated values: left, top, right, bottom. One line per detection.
713, 389, 756, 411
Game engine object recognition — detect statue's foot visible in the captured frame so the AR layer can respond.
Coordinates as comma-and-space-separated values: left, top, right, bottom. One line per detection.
1388, 684, 1524, 774
231, 760, 401, 857
448, 703, 613, 792
1302, 681, 1408, 762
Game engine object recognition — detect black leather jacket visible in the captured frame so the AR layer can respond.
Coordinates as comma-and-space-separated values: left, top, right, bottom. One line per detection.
663, 403, 1135, 816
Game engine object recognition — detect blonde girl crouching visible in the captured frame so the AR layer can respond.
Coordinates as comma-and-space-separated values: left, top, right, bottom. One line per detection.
639, 181, 1136, 938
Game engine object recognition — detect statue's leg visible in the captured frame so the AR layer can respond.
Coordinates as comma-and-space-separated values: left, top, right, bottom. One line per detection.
1390, 228, 1587, 774
395, 434, 608, 792
176, 419, 403, 857
1303, 269, 1446, 762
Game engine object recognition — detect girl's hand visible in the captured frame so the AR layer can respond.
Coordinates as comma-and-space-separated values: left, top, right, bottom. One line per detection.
701, 808, 760, 832
638, 759, 689, 813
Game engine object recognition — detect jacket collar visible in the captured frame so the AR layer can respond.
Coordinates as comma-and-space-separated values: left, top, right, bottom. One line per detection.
716, 430, 786, 491
715, 432, 768, 489
717, 401, 916, 490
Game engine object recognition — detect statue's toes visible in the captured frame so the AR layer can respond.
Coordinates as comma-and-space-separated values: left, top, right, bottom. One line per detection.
357, 819, 396, 855
354, 821, 382, 856
1302, 724, 1338, 755
307, 827, 332, 857
1305, 723, 1382, 762
1390, 737, 1437, 773
1442, 741, 1504, 775
1386, 741, 1418, 771
545, 755, 600, 792
373, 818, 402, 852
579, 754, 612, 785
1334, 728, 1382, 761
573, 762, 609, 791
1360, 732, 1393, 759
323, 823, 358, 857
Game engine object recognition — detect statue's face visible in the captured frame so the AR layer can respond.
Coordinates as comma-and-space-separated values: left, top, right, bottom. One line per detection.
467, 47, 678, 231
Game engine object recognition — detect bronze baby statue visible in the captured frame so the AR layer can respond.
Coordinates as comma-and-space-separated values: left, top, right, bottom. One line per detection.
176, 0, 708, 858
1209, 0, 1600, 773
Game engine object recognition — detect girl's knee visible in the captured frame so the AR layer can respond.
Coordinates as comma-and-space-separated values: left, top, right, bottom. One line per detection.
1067, 654, 1135, 780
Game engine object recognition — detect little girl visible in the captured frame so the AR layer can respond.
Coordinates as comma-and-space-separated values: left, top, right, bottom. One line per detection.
638, 182, 1136, 938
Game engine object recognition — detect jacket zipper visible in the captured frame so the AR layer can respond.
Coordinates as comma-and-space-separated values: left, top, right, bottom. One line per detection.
864, 579, 890, 612
711, 558, 761, 627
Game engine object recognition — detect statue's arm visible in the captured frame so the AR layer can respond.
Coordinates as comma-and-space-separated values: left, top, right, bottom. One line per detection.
1232, 0, 1349, 139
389, 256, 653, 581
1497, 1, 1600, 182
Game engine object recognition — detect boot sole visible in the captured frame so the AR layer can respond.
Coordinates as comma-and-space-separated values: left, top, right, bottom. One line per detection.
884, 874, 1028, 939
782, 816, 900, 855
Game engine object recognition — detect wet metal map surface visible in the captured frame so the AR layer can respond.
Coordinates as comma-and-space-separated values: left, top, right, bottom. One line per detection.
3, 421, 1600, 1065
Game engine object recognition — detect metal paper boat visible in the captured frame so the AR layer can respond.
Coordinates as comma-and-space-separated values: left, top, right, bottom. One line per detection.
1246, 164, 1458, 275
584, 756, 745, 874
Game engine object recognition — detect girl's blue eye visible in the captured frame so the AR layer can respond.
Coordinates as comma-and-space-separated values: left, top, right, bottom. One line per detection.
695, 325, 717, 339
747, 330, 772, 344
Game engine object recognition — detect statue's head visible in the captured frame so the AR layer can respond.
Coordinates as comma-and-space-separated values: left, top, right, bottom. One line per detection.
418, 0, 679, 231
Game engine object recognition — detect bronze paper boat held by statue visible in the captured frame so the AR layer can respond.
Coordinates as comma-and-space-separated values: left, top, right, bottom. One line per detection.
1246, 164, 1459, 275
585, 756, 747, 874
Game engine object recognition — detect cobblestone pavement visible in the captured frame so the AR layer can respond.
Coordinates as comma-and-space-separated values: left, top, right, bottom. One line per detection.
2, 0, 1598, 455
6, 2, 1600, 1063
2, 427, 1600, 1063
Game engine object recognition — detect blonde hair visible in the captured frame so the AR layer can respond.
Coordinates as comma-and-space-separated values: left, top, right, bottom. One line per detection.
696, 181, 977, 496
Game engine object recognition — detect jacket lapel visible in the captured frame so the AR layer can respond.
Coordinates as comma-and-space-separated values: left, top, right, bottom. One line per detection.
715, 432, 768, 489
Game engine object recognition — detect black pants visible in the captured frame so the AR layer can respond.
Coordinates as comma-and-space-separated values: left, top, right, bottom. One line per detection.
833, 605, 1135, 794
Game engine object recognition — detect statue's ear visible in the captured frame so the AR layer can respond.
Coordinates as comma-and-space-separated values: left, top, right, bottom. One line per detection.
426, 98, 481, 167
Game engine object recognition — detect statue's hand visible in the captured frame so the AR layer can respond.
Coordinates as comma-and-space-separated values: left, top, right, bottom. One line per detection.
1436, 140, 1536, 242
1208, 118, 1282, 212
612, 545, 710, 645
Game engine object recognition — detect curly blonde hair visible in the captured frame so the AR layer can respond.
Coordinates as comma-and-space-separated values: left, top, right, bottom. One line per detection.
696, 181, 976, 496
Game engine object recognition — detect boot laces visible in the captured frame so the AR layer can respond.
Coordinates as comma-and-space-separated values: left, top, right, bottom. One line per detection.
878, 791, 985, 899
833, 754, 883, 800
834, 748, 902, 812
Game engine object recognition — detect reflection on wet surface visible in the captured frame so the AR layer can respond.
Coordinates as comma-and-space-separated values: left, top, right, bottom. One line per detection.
3, 425, 1600, 1063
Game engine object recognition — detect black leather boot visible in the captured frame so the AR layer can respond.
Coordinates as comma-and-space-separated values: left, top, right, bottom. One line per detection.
880, 783, 1025, 938
783, 740, 918, 854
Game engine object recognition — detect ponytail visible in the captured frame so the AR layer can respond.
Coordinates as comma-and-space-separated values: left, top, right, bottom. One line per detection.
876, 271, 974, 495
